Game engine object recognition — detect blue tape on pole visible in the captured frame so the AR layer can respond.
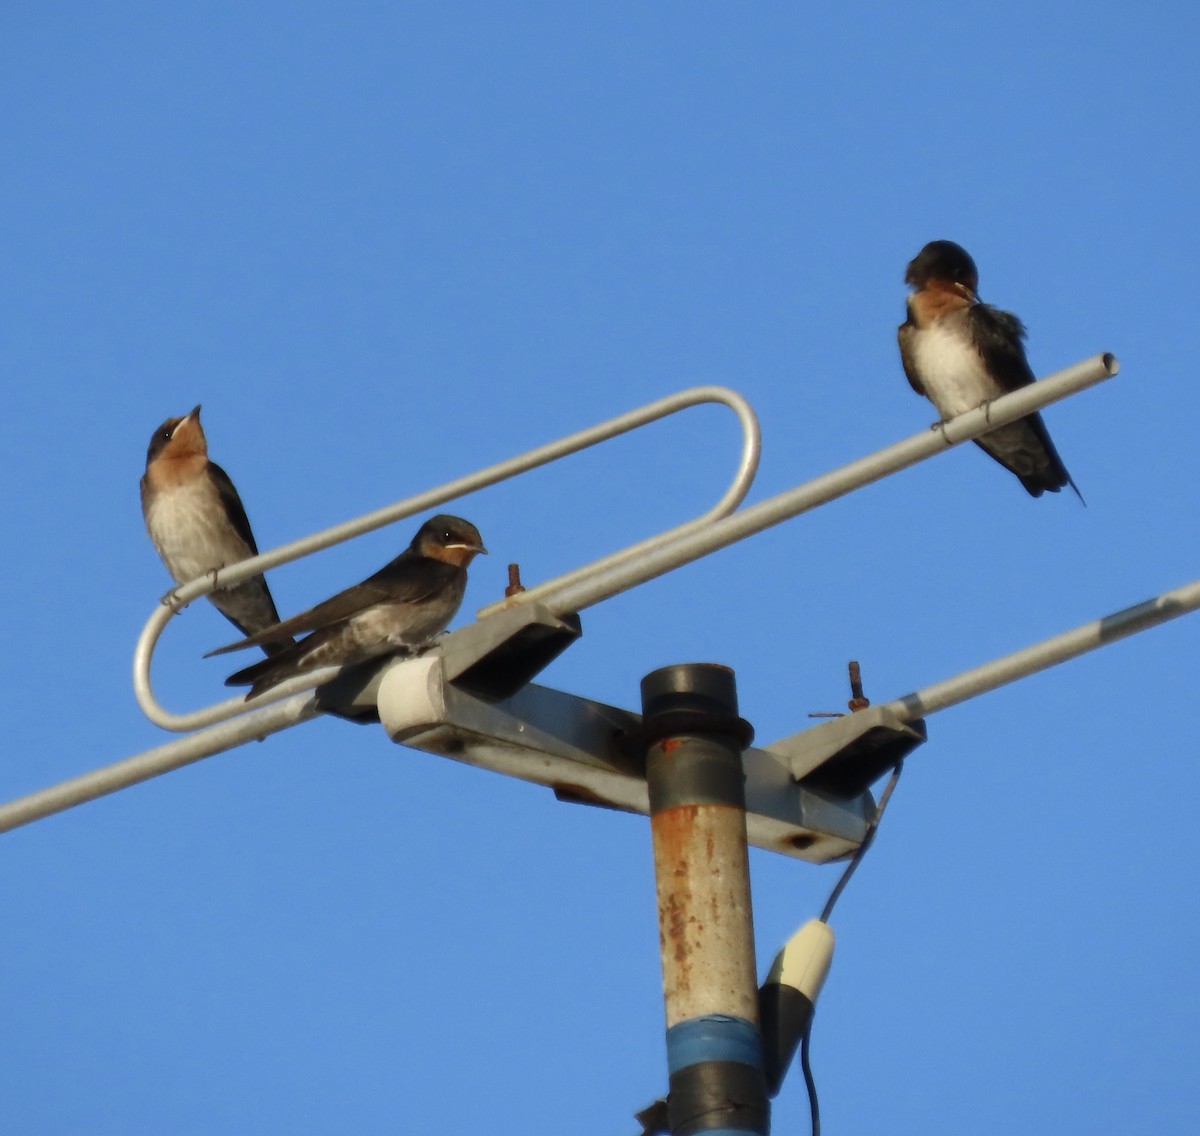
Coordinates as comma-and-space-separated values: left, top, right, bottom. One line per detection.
666, 1015, 763, 1075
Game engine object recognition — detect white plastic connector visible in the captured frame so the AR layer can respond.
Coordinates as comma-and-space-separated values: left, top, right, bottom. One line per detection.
759, 919, 836, 1095
765, 918, 835, 1002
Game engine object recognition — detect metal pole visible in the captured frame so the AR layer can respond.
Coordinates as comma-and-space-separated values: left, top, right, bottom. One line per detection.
640, 664, 767, 1136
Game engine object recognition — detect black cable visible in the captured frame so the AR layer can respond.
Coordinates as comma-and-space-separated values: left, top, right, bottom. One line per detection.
800, 1014, 820, 1136
820, 757, 905, 923
802, 757, 906, 1135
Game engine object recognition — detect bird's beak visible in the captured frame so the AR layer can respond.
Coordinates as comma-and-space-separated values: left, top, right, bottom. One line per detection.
187, 404, 202, 421
448, 540, 488, 555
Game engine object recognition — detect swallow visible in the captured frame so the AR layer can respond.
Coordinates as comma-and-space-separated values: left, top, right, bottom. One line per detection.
898, 240, 1082, 499
209, 514, 487, 699
141, 406, 291, 654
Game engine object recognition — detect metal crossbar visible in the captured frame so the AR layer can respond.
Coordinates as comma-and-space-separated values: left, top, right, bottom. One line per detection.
8, 570, 1198, 839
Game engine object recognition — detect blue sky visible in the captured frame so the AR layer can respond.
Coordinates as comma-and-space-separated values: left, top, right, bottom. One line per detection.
2, 4, 1198, 1133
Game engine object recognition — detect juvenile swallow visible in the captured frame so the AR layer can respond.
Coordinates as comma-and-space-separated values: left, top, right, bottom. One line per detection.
898, 240, 1082, 499
141, 406, 291, 653
210, 514, 487, 699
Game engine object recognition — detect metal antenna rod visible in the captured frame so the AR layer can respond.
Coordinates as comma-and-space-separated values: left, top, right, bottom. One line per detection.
0, 692, 321, 835
882, 576, 1200, 723
511, 353, 1117, 618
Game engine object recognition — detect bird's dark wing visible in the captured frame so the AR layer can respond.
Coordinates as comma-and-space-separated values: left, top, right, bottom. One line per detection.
203, 460, 288, 639
206, 554, 459, 656
897, 318, 926, 396
208, 583, 287, 652
206, 581, 393, 656
206, 460, 261, 554
967, 303, 1035, 393
968, 303, 1083, 501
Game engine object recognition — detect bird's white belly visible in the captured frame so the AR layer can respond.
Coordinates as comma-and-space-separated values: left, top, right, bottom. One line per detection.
912, 324, 1000, 419
145, 481, 245, 585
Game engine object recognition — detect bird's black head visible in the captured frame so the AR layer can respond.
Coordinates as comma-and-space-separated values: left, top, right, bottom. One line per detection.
415, 514, 488, 568
904, 240, 979, 293
145, 404, 205, 465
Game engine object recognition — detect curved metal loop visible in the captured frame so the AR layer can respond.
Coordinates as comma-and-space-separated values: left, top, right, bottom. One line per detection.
134, 385, 762, 733
476, 388, 760, 618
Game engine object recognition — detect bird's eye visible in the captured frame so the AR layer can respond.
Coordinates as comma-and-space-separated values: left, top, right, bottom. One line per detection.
161, 428, 172, 440
442, 530, 453, 541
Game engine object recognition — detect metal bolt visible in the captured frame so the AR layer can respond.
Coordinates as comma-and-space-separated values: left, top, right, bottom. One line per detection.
848, 659, 870, 712
505, 563, 525, 598
808, 659, 870, 718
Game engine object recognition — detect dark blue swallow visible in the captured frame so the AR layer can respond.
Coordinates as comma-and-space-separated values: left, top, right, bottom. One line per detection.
209, 514, 487, 699
141, 406, 290, 652
898, 240, 1082, 499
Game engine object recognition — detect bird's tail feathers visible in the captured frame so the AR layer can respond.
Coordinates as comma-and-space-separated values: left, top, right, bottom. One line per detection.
224, 655, 277, 688
206, 626, 293, 658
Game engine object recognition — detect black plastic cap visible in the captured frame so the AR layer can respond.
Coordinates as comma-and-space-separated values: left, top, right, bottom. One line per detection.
640, 663, 739, 722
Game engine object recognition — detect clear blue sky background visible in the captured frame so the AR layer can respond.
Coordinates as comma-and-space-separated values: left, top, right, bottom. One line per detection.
2, 4, 1197, 1133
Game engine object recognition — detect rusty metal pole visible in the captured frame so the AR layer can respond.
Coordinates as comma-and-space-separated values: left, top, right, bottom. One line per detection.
640, 663, 767, 1136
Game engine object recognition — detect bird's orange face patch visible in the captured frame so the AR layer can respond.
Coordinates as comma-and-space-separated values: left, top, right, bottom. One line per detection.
142, 450, 208, 491
143, 414, 209, 490
428, 543, 483, 569
907, 279, 974, 327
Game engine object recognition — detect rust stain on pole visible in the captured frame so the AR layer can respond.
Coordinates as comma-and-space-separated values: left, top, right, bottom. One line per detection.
651, 803, 758, 1027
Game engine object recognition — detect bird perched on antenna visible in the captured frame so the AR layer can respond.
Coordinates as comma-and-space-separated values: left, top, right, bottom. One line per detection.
209, 514, 487, 699
898, 239, 1082, 500
141, 405, 291, 653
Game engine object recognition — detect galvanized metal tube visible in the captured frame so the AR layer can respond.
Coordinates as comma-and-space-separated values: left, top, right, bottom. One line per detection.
540, 353, 1118, 617
882, 576, 1200, 723
0, 693, 321, 834
641, 664, 767, 1136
